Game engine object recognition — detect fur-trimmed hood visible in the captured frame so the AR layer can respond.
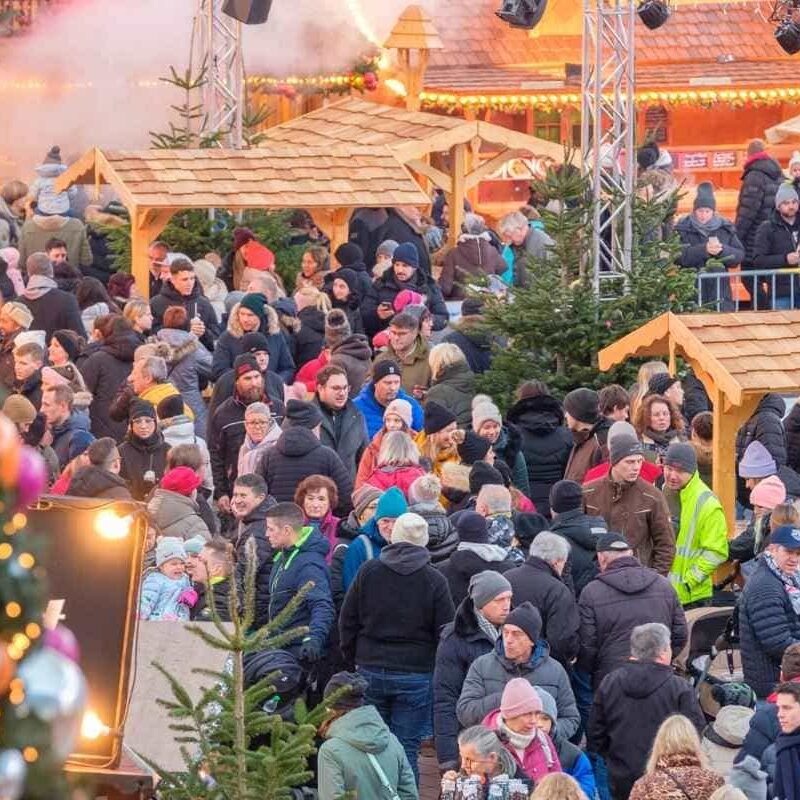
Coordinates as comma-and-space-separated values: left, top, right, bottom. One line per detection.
225, 300, 281, 337
156, 328, 200, 363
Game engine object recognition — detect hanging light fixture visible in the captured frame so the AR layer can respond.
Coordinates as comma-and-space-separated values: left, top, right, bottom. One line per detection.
495, 0, 548, 29
637, 0, 671, 30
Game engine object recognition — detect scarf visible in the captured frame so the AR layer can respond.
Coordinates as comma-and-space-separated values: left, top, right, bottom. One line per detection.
23, 274, 57, 300
645, 427, 678, 448
475, 610, 501, 642
764, 551, 800, 615
774, 731, 800, 800
457, 541, 509, 562
688, 213, 724, 236
498, 718, 556, 768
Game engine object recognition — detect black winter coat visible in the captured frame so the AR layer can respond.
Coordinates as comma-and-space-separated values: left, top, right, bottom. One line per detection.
21, 287, 84, 341
434, 597, 497, 768
735, 153, 783, 264
577, 556, 687, 686
588, 660, 706, 799
369, 209, 432, 275
736, 393, 788, 506
675, 214, 745, 270
504, 557, 580, 668
340, 543, 454, 673
550, 508, 608, 596
292, 306, 326, 368
506, 394, 573, 516
753, 209, 800, 271
437, 549, 516, 608
150, 282, 220, 351
740, 558, 800, 698
207, 394, 253, 499
67, 466, 132, 500
259, 427, 353, 516
211, 328, 296, 384
233, 496, 276, 630
441, 322, 494, 374
192, 577, 233, 622
361, 268, 448, 338
315, 398, 369, 483
786, 403, 800, 474
118, 432, 170, 500
14, 372, 42, 410
79, 328, 139, 442
737, 701, 779, 766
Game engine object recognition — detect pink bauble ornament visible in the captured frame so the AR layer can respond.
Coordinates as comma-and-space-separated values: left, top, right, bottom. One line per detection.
43, 626, 81, 664
15, 446, 47, 510
364, 71, 378, 91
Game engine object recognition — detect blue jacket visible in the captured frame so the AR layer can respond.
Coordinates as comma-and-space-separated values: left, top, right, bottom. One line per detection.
139, 570, 192, 621
552, 729, 597, 800
737, 701, 779, 765
268, 526, 334, 651
342, 516, 388, 592
353, 383, 424, 439
740, 558, 800, 697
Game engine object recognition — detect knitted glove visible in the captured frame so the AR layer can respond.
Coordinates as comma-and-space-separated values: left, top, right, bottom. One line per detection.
178, 588, 199, 608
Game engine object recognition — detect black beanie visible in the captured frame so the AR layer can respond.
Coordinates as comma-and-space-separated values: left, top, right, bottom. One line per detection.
505, 602, 542, 643
53, 330, 82, 363
334, 242, 364, 268
424, 401, 457, 435
550, 480, 584, 514
129, 399, 156, 421
241, 332, 271, 354
284, 399, 323, 429
469, 461, 505, 495
454, 510, 489, 544
515, 513, 549, 550
648, 373, 679, 397
563, 388, 600, 424
324, 670, 369, 711
457, 430, 492, 465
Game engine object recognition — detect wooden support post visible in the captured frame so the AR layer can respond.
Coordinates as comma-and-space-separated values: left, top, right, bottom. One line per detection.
329, 208, 352, 256
448, 142, 466, 248
131, 208, 176, 299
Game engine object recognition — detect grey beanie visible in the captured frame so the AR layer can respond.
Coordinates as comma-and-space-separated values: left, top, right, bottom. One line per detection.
776, 182, 799, 210
664, 442, 698, 474
376, 239, 399, 259
468, 570, 512, 609
693, 181, 716, 212
609, 433, 643, 465
608, 420, 637, 445
533, 686, 558, 722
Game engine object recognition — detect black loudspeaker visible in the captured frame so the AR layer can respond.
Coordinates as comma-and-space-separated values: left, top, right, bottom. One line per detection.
26, 496, 146, 769
222, 0, 273, 24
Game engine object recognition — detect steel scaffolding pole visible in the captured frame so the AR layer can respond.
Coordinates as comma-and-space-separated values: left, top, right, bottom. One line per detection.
581, 0, 636, 291
195, 0, 244, 148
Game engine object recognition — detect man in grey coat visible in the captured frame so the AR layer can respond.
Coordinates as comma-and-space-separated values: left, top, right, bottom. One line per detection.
456, 601, 580, 740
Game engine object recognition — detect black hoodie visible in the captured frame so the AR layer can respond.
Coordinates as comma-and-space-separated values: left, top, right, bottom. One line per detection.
118, 430, 170, 500
588, 660, 706, 797
340, 542, 454, 672
293, 306, 326, 368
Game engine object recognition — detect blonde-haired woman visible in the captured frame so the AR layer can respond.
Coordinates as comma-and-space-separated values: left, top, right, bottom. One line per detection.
531, 773, 588, 800
292, 287, 332, 368
630, 359, 669, 420
629, 715, 724, 800
123, 298, 153, 338
425, 342, 476, 426
363, 430, 426, 498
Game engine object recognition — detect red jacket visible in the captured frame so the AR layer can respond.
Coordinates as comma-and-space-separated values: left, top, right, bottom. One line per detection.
296, 349, 330, 394
583, 459, 662, 485
364, 465, 427, 499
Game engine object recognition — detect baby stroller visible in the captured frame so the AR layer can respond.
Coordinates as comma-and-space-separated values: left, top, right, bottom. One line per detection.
674, 605, 748, 720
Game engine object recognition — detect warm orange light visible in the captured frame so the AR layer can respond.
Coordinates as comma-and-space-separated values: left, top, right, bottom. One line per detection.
81, 710, 110, 740
5, 602, 21, 618
94, 510, 132, 540
385, 79, 408, 97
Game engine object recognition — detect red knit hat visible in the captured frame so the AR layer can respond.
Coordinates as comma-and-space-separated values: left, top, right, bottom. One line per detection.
160, 466, 202, 496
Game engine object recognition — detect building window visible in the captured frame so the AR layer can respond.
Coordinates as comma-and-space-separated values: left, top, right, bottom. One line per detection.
533, 110, 562, 143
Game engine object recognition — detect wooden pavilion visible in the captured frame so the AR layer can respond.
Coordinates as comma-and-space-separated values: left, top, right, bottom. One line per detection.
258, 97, 568, 245
598, 311, 800, 534
53, 144, 428, 296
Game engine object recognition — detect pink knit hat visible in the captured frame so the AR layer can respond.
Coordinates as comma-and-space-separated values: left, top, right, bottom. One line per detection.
393, 289, 425, 312
500, 678, 542, 719
750, 475, 787, 510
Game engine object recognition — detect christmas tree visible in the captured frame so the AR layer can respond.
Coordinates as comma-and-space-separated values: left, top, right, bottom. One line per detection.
477, 161, 698, 408
141, 541, 339, 798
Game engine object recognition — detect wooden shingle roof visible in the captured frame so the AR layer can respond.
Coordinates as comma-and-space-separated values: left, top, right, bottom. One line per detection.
258, 98, 567, 163
55, 144, 429, 210
598, 311, 800, 405
384, 4, 443, 51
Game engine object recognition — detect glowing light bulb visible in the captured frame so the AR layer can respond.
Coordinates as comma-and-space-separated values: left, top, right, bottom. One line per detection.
81, 711, 110, 740
94, 510, 132, 540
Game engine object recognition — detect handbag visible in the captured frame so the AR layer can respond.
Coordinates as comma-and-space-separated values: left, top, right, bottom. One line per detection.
366, 753, 401, 800
662, 767, 694, 800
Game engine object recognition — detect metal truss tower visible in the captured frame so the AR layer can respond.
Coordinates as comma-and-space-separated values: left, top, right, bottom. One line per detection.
581, 0, 636, 290
194, 0, 244, 148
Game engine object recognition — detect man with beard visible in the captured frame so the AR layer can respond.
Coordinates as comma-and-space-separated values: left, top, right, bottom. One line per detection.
208, 354, 269, 514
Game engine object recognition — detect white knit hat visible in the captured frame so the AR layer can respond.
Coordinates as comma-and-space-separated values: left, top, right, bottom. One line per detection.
472, 397, 502, 432
390, 512, 429, 548
384, 399, 413, 429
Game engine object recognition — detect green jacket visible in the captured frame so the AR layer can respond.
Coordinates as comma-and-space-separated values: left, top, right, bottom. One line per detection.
317, 705, 419, 800
668, 471, 729, 605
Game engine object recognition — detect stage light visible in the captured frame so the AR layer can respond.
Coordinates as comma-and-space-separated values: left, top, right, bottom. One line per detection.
94, 510, 132, 540
495, 0, 548, 29
385, 79, 407, 97
637, 0, 670, 29
776, 17, 800, 53
81, 710, 110, 740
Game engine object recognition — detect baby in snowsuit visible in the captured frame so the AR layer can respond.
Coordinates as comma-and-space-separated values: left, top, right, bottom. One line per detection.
139, 537, 198, 621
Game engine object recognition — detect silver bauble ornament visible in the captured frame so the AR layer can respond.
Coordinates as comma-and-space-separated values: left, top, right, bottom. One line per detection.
0, 750, 26, 800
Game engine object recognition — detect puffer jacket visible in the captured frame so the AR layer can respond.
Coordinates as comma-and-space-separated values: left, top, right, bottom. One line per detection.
577, 555, 687, 686
149, 281, 220, 351
424, 361, 476, 426
440, 233, 506, 299
139, 571, 192, 621
353, 382, 424, 439
785, 402, 800, 474
457, 637, 580, 740
736, 393, 788, 506
629, 754, 724, 800
156, 328, 213, 436
408, 500, 458, 563
675, 214, 745, 270
67, 465, 132, 500
50, 411, 92, 469
147, 488, 211, 541
292, 305, 326, 368
259, 427, 353, 516
735, 151, 784, 264
236, 495, 276, 630
492, 423, 530, 497
369, 208, 432, 276
550, 508, 608, 596
583, 475, 676, 575
740, 557, 800, 698
79, 326, 139, 441
361, 267, 448, 337
329, 333, 372, 399
434, 597, 499, 768
506, 394, 573, 516
317, 705, 417, 800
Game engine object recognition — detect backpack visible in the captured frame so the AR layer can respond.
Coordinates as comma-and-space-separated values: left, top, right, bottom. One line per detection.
240, 240, 275, 271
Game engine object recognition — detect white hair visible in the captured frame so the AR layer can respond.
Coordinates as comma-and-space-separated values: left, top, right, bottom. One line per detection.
477, 484, 511, 514
529, 532, 571, 563
631, 623, 671, 661
498, 210, 529, 235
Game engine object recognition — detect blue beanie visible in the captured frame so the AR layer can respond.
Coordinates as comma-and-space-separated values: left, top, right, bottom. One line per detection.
374, 487, 408, 521
392, 242, 420, 271
69, 430, 95, 461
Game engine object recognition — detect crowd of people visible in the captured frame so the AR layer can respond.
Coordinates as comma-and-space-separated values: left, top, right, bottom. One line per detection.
3, 143, 800, 800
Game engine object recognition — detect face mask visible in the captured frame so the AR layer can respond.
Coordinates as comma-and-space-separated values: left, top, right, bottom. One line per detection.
571, 428, 591, 445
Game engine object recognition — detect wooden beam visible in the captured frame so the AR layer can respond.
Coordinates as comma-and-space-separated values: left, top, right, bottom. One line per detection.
464, 149, 526, 191
329, 208, 352, 257
448, 142, 466, 248
405, 159, 452, 194
131, 208, 177, 299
